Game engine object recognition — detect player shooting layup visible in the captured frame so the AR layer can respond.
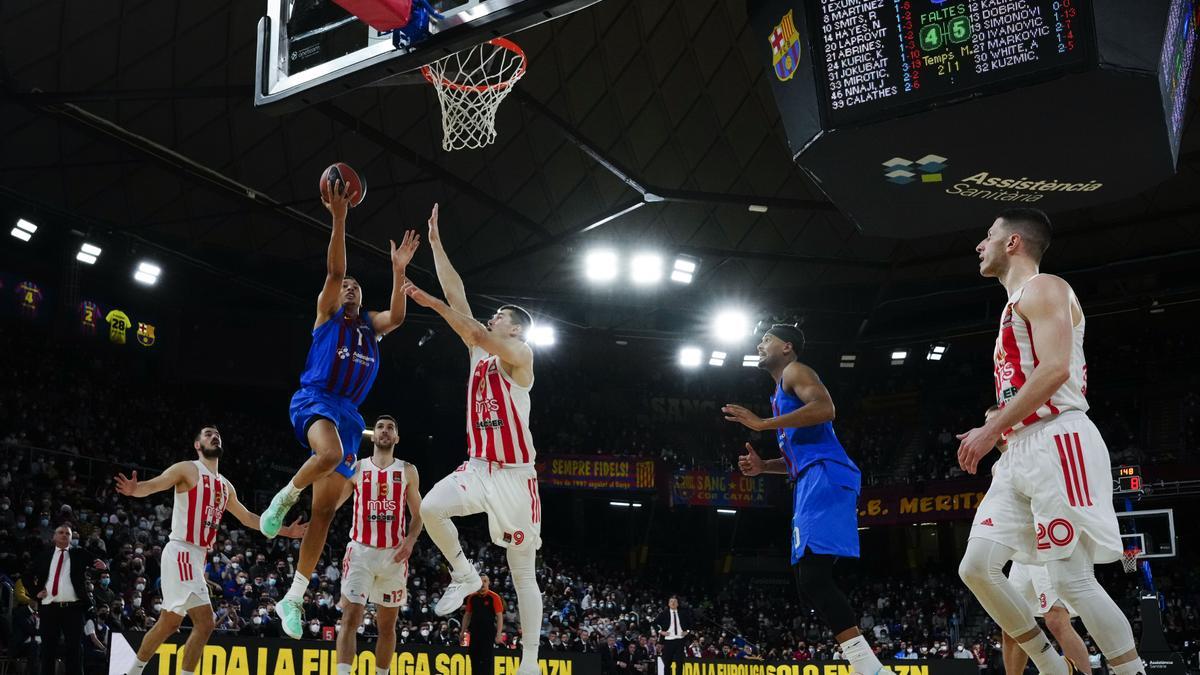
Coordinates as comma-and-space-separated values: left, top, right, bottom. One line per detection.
116, 426, 306, 675
402, 204, 544, 675
260, 178, 420, 638
956, 208, 1145, 675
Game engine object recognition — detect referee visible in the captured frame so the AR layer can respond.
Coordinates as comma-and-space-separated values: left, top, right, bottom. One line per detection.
463, 574, 504, 675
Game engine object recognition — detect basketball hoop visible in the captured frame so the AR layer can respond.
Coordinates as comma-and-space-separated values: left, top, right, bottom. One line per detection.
1121, 547, 1141, 574
421, 37, 527, 151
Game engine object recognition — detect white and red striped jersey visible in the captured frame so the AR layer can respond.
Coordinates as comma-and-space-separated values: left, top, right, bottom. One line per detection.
169, 460, 232, 550
349, 457, 409, 548
466, 346, 536, 465
994, 275, 1089, 435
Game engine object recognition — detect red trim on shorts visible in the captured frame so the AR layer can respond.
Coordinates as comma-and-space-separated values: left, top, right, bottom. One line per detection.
1054, 435, 1077, 506
1072, 432, 1093, 506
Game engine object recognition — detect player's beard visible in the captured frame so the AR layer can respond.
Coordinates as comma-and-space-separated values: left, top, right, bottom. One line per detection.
201, 445, 223, 459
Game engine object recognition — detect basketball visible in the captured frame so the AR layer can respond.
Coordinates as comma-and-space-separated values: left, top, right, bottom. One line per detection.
320, 162, 366, 208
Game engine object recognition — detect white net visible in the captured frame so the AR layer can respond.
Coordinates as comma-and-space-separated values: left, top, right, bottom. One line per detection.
422, 38, 527, 151
1121, 548, 1141, 573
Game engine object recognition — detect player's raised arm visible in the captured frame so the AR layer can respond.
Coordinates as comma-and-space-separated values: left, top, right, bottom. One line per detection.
114, 461, 193, 498
371, 229, 421, 336
403, 282, 533, 369
315, 179, 356, 326
226, 484, 308, 539
426, 204, 473, 317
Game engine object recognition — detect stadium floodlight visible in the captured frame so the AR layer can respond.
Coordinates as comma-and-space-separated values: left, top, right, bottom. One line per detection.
926, 343, 948, 361
630, 253, 663, 285
890, 350, 908, 366
134, 261, 161, 286
11, 218, 37, 242
713, 310, 750, 344
671, 256, 697, 284
76, 242, 102, 265
609, 501, 641, 508
742, 354, 760, 367
709, 350, 726, 367
840, 354, 856, 369
530, 325, 556, 347
584, 249, 618, 282
679, 346, 703, 368
717, 508, 737, 515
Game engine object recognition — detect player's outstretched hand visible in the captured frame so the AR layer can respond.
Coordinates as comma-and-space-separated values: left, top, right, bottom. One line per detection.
277, 517, 308, 539
393, 540, 414, 563
402, 281, 439, 309
956, 425, 999, 475
427, 203, 441, 246
114, 471, 139, 496
321, 178, 357, 220
391, 230, 421, 270
737, 443, 764, 477
722, 404, 765, 431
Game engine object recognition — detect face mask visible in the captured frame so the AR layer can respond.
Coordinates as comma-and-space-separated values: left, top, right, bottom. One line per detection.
365, 619, 372, 626
357, 625, 366, 634
287, 556, 294, 563
132, 598, 142, 608
232, 563, 241, 570
238, 577, 248, 585
310, 624, 320, 634
260, 608, 269, 616
0, 503, 7, 511
225, 545, 233, 553
101, 578, 111, 587
40, 519, 49, 527
154, 603, 163, 612
421, 629, 430, 637
71, 538, 80, 547
24, 506, 33, 515
318, 598, 329, 607
17, 522, 25, 529
402, 631, 410, 638
246, 551, 253, 559
268, 578, 276, 586
105, 527, 114, 537
134, 548, 143, 556
135, 583, 146, 591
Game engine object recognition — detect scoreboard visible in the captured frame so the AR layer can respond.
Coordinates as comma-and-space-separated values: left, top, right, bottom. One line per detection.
1113, 464, 1143, 495
810, 0, 1091, 126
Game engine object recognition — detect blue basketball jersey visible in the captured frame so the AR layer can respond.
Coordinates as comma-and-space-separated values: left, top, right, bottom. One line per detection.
771, 378, 860, 481
298, 307, 380, 406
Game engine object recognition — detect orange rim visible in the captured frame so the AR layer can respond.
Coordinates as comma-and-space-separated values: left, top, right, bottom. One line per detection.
421, 37, 527, 93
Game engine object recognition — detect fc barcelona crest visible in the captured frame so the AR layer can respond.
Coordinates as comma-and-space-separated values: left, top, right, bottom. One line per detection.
769, 10, 802, 82
136, 322, 156, 347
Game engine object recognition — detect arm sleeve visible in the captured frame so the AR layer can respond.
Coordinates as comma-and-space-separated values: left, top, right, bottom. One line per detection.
493, 593, 504, 614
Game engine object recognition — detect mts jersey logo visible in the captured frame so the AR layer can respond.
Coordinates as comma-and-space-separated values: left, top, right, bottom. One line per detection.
366, 500, 399, 513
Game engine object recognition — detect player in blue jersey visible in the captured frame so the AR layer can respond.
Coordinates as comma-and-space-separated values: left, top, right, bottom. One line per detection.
723, 324, 894, 675
260, 178, 422, 638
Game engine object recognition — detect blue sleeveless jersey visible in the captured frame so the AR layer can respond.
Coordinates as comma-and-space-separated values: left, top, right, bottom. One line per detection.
298, 307, 380, 406
771, 379, 860, 480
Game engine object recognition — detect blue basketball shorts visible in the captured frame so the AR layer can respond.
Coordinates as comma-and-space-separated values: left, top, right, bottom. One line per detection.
790, 460, 861, 563
288, 387, 364, 479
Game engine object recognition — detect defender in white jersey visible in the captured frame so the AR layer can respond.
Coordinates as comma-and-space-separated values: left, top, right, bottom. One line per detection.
977, 406, 1089, 675
114, 426, 306, 675
403, 204, 544, 675
955, 209, 1145, 675
332, 415, 423, 675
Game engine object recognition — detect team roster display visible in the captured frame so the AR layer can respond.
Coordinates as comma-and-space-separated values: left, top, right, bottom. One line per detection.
811, 0, 1091, 126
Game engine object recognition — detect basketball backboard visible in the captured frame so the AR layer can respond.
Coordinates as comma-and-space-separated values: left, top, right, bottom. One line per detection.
1116, 508, 1176, 559
254, 0, 603, 113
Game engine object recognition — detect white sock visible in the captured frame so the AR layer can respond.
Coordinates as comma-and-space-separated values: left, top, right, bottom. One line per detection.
376, 667, 389, 675
1019, 633, 1068, 675
1109, 659, 1145, 675
127, 659, 148, 675
840, 635, 884, 675
285, 480, 303, 499
508, 546, 542, 668
284, 570, 309, 603
182, 671, 195, 675
336, 664, 353, 675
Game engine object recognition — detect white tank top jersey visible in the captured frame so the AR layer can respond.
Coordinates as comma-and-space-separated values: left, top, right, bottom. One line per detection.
170, 460, 232, 550
994, 274, 1089, 435
349, 457, 409, 548
466, 346, 536, 465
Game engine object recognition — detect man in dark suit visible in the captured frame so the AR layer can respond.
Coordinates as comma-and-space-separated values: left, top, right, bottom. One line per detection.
653, 597, 694, 675
29, 524, 105, 675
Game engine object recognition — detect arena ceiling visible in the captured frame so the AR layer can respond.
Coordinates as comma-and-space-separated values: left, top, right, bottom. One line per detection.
3, 0, 1199, 343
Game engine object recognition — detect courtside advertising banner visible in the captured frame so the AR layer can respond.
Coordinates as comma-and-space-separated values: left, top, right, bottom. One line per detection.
679, 659, 978, 675
109, 633, 599, 675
